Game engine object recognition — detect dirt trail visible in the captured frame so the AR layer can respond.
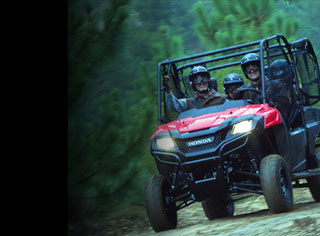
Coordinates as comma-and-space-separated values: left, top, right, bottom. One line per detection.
129, 188, 319, 236
81, 187, 320, 236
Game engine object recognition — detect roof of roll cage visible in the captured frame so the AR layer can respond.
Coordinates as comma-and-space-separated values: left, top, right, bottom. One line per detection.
158, 34, 291, 69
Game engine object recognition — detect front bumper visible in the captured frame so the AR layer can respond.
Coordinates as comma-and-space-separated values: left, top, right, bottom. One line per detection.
152, 132, 250, 167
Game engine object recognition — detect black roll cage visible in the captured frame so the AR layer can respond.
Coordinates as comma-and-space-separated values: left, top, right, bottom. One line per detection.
157, 34, 320, 126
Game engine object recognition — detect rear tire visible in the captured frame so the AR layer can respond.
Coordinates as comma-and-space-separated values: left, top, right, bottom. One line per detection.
144, 175, 177, 232
306, 147, 320, 202
202, 197, 234, 220
260, 154, 293, 213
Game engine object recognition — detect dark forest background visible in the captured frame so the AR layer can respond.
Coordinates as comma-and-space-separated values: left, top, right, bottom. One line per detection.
68, 0, 320, 229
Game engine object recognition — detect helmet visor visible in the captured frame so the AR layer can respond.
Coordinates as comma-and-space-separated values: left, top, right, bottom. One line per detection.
193, 74, 210, 85
225, 85, 240, 94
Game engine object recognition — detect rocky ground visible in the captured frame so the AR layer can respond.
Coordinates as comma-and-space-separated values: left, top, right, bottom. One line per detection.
72, 187, 320, 236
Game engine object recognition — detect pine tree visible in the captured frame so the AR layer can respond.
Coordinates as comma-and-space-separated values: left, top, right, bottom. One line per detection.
192, 0, 299, 92
194, 0, 299, 49
68, 0, 132, 225
277, 0, 320, 58
68, 0, 189, 225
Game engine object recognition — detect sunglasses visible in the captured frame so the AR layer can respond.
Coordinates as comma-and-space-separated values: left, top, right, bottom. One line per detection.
246, 67, 260, 74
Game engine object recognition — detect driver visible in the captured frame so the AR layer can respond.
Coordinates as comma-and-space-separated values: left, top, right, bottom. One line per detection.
235, 53, 291, 123
239, 53, 266, 103
164, 66, 227, 113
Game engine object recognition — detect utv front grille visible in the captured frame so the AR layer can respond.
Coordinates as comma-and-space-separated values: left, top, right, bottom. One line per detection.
175, 131, 226, 153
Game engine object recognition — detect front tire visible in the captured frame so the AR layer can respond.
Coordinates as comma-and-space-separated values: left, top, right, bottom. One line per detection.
260, 154, 293, 213
202, 197, 234, 220
144, 175, 177, 232
306, 147, 320, 202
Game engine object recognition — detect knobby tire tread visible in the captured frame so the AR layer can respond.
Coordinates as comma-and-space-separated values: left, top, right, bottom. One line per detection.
260, 154, 293, 213
144, 175, 177, 232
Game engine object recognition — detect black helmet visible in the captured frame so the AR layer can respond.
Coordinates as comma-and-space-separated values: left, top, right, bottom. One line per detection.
223, 73, 244, 94
241, 53, 260, 77
270, 59, 291, 81
223, 73, 244, 86
189, 66, 211, 91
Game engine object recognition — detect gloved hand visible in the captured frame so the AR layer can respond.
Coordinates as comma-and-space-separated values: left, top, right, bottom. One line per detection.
163, 74, 172, 93
268, 100, 276, 108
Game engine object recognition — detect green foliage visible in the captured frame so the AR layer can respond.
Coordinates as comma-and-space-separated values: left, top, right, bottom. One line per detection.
194, 0, 299, 49
68, 81, 159, 224
68, 0, 130, 109
151, 25, 185, 63
69, 0, 187, 226
68, 0, 136, 225
277, 0, 320, 57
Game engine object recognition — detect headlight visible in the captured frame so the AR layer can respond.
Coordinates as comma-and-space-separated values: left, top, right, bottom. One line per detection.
231, 120, 253, 135
155, 137, 176, 150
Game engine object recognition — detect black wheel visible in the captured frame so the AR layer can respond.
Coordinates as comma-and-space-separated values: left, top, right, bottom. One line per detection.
260, 154, 293, 213
306, 147, 320, 202
202, 197, 234, 220
144, 175, 177, 232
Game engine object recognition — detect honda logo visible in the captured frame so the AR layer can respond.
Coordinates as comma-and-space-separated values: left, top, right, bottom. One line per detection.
186, 137, 214, 147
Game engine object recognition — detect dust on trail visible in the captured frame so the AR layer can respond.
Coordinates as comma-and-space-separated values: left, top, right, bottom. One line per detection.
124, 188, 320, 236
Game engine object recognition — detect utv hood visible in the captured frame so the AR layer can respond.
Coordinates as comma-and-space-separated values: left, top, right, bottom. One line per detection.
152, 103, 281, 138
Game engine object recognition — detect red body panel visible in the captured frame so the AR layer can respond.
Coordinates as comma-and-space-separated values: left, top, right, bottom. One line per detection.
151, 104, 282, 139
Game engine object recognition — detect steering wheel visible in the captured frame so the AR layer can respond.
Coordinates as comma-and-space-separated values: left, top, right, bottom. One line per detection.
238, 87, 262, 95
237, 87, 262, 104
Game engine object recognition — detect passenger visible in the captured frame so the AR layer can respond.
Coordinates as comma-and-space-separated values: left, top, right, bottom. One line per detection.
269, 59, 293, 122
270, 59, 292, 103
164, 66, 228, 113
223, 73, 245, 100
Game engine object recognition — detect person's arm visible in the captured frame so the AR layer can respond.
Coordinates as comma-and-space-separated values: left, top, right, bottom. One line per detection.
165, 91, 188, 113
232, 85, 246, 100
163, 75, 188, 113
